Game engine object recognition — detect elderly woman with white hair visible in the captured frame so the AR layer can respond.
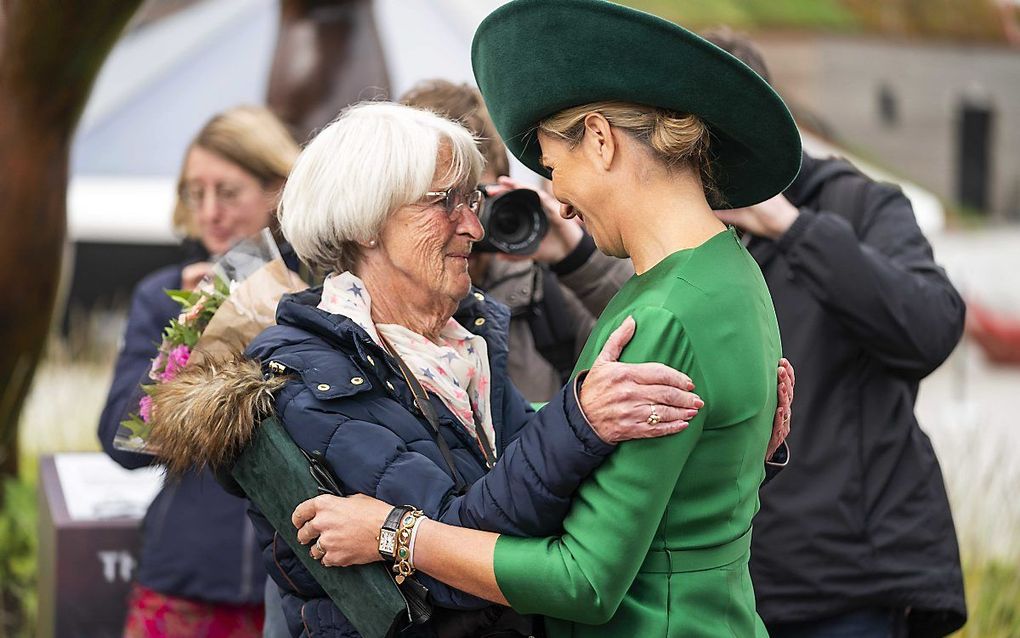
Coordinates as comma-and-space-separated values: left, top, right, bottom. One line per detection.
181, 101, 793, 637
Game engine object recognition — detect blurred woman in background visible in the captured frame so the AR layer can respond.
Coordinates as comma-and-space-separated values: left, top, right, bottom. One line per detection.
97, 105, 300, 638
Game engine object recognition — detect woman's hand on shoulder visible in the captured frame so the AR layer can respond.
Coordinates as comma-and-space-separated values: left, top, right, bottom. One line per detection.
767, 358, 795, 461
293, 494, 390, 568
578, 316, 704, 444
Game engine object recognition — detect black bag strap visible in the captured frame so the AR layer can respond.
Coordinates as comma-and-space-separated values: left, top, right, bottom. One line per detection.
379, 335, 472, 493
300, 448, 347, 497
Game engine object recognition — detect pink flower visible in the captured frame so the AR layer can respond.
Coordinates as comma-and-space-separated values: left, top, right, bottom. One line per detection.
184, 297, 207, 324
149, 351, 167, 382
160, 345, 191, 382
139, 395, 153, 423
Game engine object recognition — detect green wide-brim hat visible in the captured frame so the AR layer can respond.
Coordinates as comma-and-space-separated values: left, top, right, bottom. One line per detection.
471, 0, 802, 209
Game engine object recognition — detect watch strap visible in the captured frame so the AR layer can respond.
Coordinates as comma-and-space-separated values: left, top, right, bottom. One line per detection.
378, 505, 410, 561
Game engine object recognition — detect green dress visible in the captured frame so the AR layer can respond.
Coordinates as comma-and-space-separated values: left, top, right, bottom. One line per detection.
494, 228, 780, 637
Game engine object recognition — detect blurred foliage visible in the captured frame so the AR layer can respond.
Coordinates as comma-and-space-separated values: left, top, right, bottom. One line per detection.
624, 0, 859, 31
0, 475, 38, 638
842, 0, 1004, 43
945, 203, 996, 230
1, 327, 116, 637
622, 0, 1007, 43
953, 560, 1020, 637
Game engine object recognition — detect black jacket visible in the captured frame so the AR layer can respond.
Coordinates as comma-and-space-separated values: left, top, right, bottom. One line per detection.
748, 154, 967, 636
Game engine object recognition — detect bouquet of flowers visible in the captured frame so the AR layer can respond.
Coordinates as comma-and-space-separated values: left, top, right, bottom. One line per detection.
122, 232, 408, 638
114, 229, 307, 453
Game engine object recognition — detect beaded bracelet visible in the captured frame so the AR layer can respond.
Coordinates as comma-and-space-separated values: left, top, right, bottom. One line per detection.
392, 508, 425, 584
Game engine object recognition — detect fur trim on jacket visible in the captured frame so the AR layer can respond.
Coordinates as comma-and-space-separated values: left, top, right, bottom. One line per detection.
149, 355, 288, 475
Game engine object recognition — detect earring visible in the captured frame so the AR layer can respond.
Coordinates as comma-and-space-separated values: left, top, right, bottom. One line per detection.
367, 239, 378, 248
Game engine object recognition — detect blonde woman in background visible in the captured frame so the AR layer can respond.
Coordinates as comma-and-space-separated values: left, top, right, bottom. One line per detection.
98, 106, 300, 638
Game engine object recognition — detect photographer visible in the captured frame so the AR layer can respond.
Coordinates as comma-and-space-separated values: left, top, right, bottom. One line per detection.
400, 80, 633, 401
704, 29, 967, 637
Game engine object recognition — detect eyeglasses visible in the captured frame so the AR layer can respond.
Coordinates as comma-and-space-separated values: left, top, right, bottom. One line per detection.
424, 188, 484, 221
179, 183, 249, 211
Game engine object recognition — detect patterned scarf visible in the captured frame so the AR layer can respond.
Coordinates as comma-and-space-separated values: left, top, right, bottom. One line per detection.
318, 272, 496, 460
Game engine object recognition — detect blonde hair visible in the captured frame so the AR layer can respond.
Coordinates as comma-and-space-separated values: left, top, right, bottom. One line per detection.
279, 101, 484, 273
539, 101, 721, 205
173, 106, 299, 237
399, 79, 511, 178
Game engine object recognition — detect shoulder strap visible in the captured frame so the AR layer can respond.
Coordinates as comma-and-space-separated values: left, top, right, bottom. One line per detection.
300, 448, 348, 496
379, 335, 470, 494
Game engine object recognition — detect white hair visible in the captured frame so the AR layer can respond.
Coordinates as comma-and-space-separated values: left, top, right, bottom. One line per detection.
278, 101, 485, 272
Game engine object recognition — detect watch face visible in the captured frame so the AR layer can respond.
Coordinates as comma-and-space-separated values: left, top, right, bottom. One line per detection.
379, 529, 396, 556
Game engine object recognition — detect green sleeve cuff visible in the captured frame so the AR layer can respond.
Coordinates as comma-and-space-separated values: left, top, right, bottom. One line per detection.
494, 534, 545, 612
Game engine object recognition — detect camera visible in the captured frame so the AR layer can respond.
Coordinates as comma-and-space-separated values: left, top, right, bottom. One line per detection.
474, 187, 548, 255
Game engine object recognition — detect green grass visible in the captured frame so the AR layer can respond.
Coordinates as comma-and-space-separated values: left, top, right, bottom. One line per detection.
954, 560, 1020, 637
619, 0, 1005, 42
0, 477, 38, 638
945, 204, 997, 231
0, 328, 117, 638
622, 0, 859, 31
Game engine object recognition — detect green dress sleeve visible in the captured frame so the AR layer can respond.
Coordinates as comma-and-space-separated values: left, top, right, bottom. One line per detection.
493, 306, 705, 624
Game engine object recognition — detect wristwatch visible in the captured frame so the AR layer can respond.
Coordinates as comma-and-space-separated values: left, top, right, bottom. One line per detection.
378, 506, 411, 561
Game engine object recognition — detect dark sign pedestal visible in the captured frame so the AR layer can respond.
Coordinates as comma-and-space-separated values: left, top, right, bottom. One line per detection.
37, 454, 162, 638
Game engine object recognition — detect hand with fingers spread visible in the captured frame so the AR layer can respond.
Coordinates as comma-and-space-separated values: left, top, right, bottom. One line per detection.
578, 316, 703, 444
294, 494, 390, 568
579, 317, 796, 453
768, 358, 795, 461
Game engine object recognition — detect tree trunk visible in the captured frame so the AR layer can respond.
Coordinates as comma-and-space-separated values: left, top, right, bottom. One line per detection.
0, 0, 143, 483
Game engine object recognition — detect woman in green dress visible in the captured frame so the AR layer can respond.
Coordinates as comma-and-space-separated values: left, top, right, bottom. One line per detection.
290, 1, 802, 635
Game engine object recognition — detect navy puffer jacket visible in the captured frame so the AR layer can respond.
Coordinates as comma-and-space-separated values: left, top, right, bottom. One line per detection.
245, 286, 614, 637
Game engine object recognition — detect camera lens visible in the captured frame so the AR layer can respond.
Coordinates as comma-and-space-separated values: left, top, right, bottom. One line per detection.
475, 188, 548, 255
491, 203, 528, 244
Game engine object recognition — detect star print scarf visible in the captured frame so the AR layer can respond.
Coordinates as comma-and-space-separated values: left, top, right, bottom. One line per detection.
317, 272, 496, 460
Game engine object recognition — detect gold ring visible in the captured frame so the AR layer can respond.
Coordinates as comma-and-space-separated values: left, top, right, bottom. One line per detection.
314, 540, 325, 559
647, 407, 661, 425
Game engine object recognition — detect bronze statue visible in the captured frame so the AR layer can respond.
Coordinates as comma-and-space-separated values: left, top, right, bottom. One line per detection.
268, 0, 391, 142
